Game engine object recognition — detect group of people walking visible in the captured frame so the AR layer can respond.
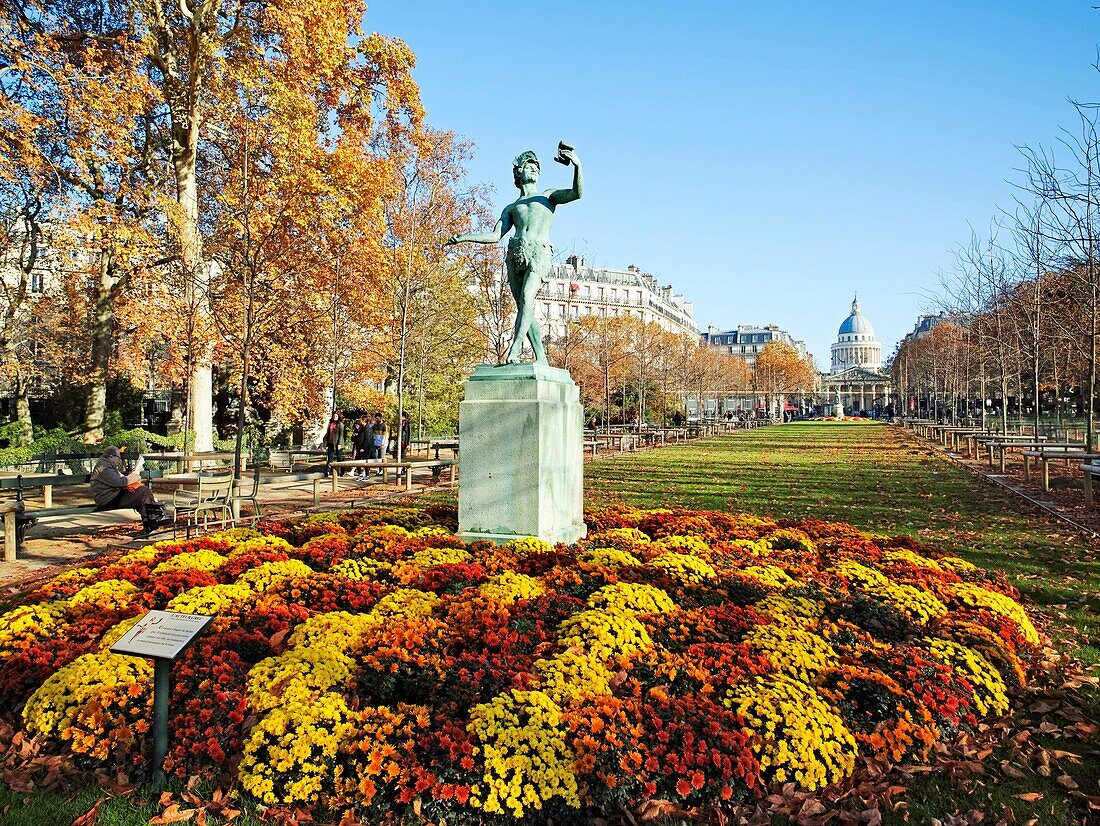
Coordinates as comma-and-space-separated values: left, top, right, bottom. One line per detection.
322, 411, 412, 477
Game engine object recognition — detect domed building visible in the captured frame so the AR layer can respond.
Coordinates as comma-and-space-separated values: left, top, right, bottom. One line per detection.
831, 296, 882, 374
821, 296, 891, 417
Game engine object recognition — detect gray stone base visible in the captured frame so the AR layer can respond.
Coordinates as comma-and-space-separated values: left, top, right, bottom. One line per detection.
457, 526, 588, 546
457, 363, 587, 546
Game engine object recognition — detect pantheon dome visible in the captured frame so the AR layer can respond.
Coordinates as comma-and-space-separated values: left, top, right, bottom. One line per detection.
830, 295, 883, 375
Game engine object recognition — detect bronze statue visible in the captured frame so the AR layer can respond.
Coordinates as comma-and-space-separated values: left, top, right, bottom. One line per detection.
447, 143, 583, 365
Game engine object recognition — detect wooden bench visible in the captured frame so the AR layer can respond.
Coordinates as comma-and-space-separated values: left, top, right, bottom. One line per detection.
1081, 462, 1100, 506
0, 469, 165, 560
330, 459, 456, 493
257, 471, 329, 508
1021, 450, 1100, 492
1, 470, 164, 510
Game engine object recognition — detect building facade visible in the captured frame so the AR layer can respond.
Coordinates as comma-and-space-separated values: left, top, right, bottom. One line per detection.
700, 324, 809, 368
821, 296, 891, 416
537, 256, 697, 340
830, 296, 882, 374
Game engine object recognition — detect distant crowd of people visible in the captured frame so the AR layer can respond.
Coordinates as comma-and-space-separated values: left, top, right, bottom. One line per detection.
323, 411, 412, 477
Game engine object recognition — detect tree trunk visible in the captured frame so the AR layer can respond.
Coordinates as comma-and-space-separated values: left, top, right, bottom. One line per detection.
13, 371, 32, 445
82, 251, 115, 442
1089, 278, 1098, 450
2, 341, 33, 446
174, 128, 214, 452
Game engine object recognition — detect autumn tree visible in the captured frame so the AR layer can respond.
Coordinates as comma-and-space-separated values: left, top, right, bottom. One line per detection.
2, 0, 421, 448
754, 340, 815, 420
565, 315, 637, 428
0, 180, 46, 445
467, 244, 511, 365
1022, 104, 1100, 448
380, 128, 486, 450
0, 0, 170, 441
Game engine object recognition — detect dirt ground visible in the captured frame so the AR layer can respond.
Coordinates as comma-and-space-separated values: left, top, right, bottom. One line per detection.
942, 442, 1100, 535
0, 471, 451, 592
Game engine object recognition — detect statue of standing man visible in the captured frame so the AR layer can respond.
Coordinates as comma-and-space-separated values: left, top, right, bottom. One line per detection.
447, 143, 583, 365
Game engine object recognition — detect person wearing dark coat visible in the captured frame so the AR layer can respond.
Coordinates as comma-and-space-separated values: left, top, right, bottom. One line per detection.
90, 446, 166, 534
396, 413, 411, 460
323, 412, 345, 474
351, 415, 372, 479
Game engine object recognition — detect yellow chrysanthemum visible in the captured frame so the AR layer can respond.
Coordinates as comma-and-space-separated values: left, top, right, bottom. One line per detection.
507, 536, 554, 556
744, 624, 837, 682
579, 547, 642, 567
737, 564, 798, 590
587, 582, 675, 614
648, 552, 716, 583
151, 549, 228, 575
467, 689, 580, 817
533, 649, 613, 706
479, 571, 546, 603
925, 638, 1010, 717
726, 674, 857, 791
558, 608, 653, 664
949, 583, 1040, 645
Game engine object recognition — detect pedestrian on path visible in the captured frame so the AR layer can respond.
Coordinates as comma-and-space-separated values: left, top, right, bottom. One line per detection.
394, 412, 411, 460
323, 412, 345, 475
351, 414, 371, 479
370, 412, 388, 475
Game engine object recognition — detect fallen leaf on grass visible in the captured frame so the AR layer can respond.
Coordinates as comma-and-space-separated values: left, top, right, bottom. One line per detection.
1044, 749, 1080, 761
1055, 774, 1078, 789
70, 797, 104, 826
149, 804, 197, 824
1012, 793, 1043, 802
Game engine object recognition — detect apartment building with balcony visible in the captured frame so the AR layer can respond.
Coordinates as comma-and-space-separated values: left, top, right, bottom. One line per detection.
536, 256, 697, 340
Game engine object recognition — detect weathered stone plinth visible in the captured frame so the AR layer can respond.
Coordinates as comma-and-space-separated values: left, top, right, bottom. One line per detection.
457, 363, 586, 545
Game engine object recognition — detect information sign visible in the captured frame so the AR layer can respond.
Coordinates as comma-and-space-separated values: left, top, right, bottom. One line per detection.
109, 610, 214, 789
110, 610, 213, 661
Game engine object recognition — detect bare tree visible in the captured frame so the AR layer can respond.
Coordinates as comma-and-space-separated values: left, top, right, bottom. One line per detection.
1021, 103, 1100, 449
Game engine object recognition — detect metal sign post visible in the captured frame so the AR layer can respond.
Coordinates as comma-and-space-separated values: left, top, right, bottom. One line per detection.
110, 610, 214, 788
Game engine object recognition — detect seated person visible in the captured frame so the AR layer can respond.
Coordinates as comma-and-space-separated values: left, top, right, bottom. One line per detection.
90, 446, 169, 535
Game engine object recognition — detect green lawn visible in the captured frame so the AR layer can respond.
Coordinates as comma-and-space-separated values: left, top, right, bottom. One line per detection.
585, 422, 1100, 825
586, 422, 1100, 665
2, 422, 1097, 824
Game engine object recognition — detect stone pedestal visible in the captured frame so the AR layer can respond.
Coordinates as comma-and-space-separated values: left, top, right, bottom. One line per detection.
458, 363, 586, 545
833, 403, 844, 419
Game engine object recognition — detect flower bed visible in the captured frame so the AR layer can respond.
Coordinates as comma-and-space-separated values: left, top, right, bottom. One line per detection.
0, 506, 1040, 821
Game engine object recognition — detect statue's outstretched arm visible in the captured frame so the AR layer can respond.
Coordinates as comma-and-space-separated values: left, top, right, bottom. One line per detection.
446, 208, 513, 246
550, 150, 583, 205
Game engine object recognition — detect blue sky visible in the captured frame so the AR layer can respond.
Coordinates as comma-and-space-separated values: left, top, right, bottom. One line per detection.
364, 1, 1100, 368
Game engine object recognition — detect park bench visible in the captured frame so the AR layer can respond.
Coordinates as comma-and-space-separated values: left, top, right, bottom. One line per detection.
1021, 449, 1100, 492
1081, 462, 1100, 506
0, 469, 165, 560
253, 470, 329, 509
975, 436, 1057, 472
329, 459, 456, 493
